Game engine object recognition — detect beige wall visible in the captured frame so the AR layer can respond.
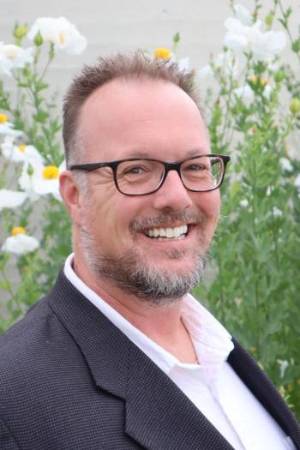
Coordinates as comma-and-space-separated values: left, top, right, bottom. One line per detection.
1, 1, 299, 91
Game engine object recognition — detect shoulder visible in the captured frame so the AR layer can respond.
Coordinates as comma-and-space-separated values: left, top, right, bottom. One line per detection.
0, 294, 86, 405
0, 291, 94, 438
0, 296, 53, 360
0, 296, 62, 372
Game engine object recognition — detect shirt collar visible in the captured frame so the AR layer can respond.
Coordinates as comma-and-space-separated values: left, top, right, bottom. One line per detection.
64, 253, 234, 385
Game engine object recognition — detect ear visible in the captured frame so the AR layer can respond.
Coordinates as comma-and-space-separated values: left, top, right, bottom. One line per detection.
59, 170, 83, 226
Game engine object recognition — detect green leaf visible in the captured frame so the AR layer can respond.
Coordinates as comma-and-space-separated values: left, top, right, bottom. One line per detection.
33, 110, 49, 123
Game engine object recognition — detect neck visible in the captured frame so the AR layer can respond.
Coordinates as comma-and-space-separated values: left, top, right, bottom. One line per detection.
73, 256, 198, 364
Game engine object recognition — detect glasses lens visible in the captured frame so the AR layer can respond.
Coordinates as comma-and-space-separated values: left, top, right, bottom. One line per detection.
181, 156, 223, 191
116, 159, 164, 195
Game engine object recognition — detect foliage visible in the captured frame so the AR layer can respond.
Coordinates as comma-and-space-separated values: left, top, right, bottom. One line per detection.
0, 1, 299, 420
193, 0, 300, 418
0, 18, 86, 329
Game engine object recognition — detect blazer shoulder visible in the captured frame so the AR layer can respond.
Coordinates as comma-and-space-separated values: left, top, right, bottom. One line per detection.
0, 295, 52, 353
0, 295, 70, 389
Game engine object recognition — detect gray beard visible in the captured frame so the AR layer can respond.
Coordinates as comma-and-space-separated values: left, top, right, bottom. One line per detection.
85, 246, 207, 305
79, 217, 208, 306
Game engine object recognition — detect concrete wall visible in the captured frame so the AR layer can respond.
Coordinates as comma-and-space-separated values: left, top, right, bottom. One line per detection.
2, 0, 299, 93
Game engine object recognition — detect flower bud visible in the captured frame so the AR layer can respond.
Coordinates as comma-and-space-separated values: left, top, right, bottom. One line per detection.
248, 75, 268, 91
14, 24, 28, 40
264, 13, 274, 28
289, 98, 300, 115
274, 70, 285, 83
34, 31, 43, 47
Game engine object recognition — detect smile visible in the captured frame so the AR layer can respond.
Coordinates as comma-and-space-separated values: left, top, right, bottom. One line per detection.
144, 224, 188, 239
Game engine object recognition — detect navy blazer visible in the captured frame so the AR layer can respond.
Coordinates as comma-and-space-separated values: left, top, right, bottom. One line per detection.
0, 271, 299, 449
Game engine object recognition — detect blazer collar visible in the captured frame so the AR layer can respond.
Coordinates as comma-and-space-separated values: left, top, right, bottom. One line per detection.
48, 270, 235, 449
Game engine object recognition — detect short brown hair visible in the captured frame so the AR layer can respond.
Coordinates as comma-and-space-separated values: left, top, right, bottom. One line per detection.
63, 50, 201, 164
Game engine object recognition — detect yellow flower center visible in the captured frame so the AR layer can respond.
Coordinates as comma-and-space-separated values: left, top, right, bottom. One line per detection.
153, 48, 172, 61
0, 113, 8, 124
259, 78, 268, 88
249, 75, 268, 88
58, 32, 65, 45
42, 165, 59, 180
11, 226, 26, 236
18, 144, 27, 153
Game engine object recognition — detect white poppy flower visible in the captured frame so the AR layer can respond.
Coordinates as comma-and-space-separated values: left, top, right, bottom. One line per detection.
1, 136, 44, 165
280, 157, 293, 172
0, 189, 28, 211
234, 85, 254, 106
19, 160, 64, 200
2, 227, 39, 255
28, 17, 87, 55
233, 4, 253, 26
0, 113, 23, 137
224, 17, 249, 52
249, 28, 287, 61
0, 42, 33, 76
224, 17, 287, 61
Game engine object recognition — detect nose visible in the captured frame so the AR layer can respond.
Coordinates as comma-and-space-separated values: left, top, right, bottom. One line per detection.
152, 169, 193, 211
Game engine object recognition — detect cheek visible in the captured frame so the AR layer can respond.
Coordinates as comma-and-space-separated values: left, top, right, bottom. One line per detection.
196, 191, 221, 219
91, 195, 135, 241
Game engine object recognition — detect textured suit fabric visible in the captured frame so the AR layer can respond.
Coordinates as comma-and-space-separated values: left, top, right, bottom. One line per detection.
0, 270, 299, 450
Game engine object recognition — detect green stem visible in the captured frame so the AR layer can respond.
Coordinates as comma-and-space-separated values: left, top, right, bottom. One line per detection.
39, 52, 54, 82
0, 269, 15, 297
277, 0, 300, 65
250, 157, 261, 359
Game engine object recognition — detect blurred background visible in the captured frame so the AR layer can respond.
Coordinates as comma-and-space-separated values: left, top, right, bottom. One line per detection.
1, 0, 299, 90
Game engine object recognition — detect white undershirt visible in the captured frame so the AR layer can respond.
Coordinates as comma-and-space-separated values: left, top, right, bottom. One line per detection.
64, 254, 295, 450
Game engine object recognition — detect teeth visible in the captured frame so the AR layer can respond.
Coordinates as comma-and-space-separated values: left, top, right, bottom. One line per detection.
146, 225, 188, 239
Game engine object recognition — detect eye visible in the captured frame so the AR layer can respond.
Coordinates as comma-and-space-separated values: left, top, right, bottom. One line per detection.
185, 163, 208, 172
118, 161, 154, 180
124, 166, 147, 175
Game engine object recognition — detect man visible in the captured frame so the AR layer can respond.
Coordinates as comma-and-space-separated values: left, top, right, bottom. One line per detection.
0, 52, 299, 450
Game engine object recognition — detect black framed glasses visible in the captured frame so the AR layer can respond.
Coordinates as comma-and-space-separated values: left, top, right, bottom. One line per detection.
69, 154, 230, 196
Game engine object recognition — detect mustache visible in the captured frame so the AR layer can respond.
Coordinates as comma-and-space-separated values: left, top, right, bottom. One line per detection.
130, 210, 206, 232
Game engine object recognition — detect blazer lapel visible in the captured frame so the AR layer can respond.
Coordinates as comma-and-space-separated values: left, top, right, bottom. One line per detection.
49, 271, 235, 449
229, 340, 300, 449
124, 343, 234, 449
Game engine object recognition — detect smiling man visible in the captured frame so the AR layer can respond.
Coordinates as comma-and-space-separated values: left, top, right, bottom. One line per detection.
0, 52, 299, 450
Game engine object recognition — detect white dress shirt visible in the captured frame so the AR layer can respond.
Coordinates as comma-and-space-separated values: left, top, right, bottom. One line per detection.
64, 254, 295, 450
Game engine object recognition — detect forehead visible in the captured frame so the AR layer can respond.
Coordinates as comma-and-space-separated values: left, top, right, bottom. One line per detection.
78, 78, 209, 161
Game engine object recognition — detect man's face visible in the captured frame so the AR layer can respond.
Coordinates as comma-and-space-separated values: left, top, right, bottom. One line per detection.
71, 78, 221, 302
